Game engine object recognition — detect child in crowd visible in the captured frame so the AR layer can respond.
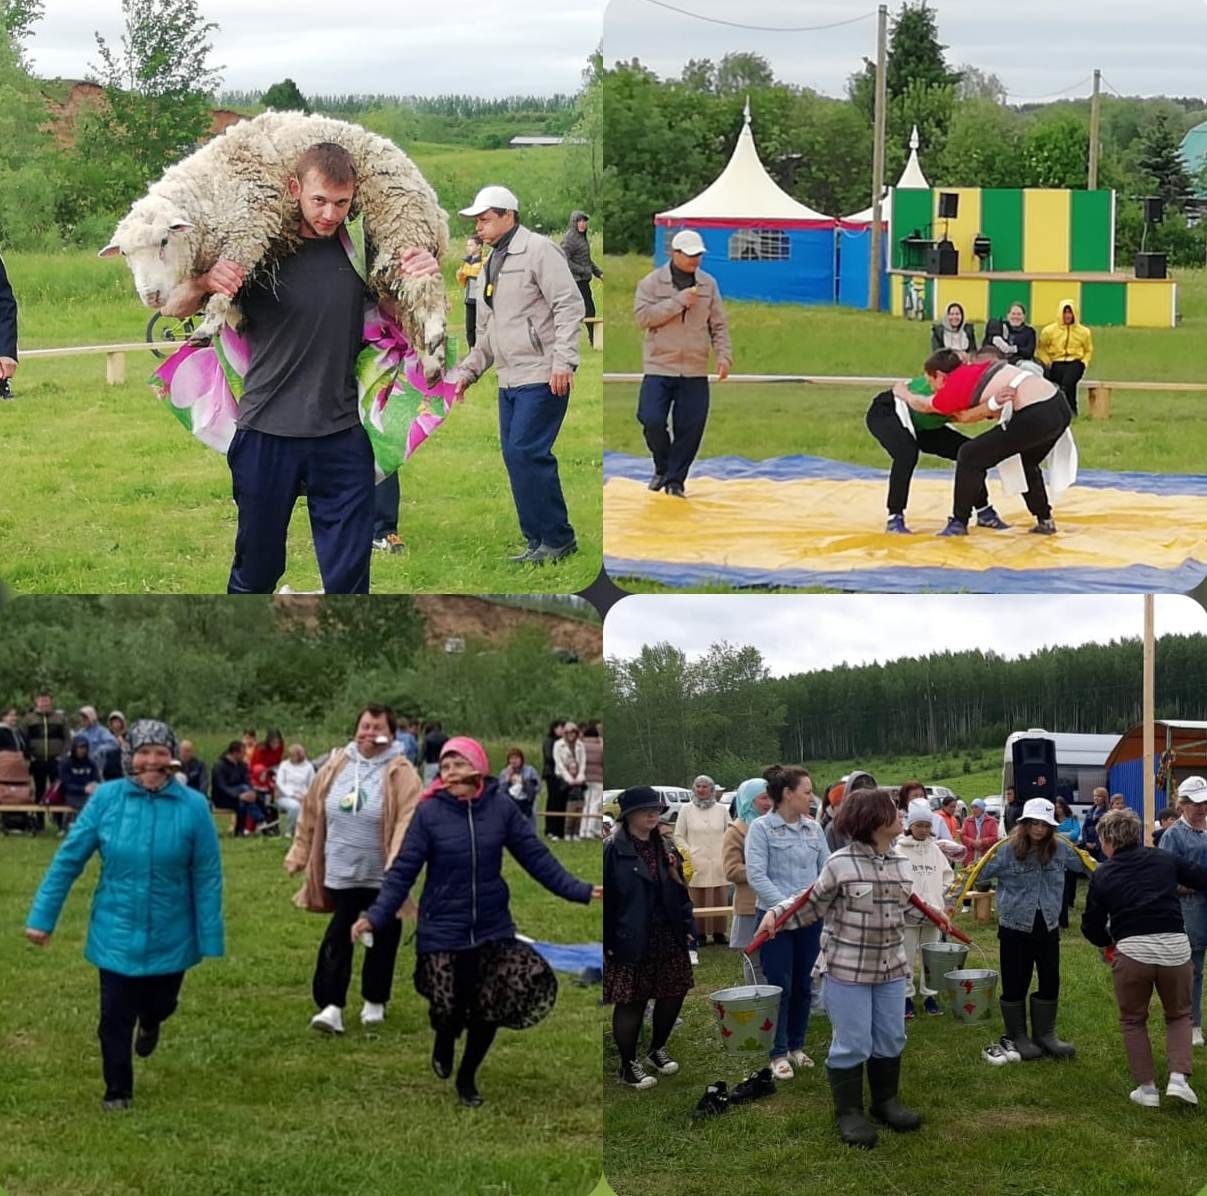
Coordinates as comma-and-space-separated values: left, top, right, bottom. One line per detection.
977, 797, 1091, 1062
896, 800, 954, 1019
758, 788, 955, 1149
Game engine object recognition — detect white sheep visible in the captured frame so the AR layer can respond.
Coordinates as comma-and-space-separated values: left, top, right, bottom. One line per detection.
100, 110, 450, 381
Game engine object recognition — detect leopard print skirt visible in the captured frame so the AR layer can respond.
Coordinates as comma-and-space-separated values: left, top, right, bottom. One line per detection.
415, 939, 558, 1032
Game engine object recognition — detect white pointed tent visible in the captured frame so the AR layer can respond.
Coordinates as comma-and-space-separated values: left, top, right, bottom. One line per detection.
653, 101, 838, 304
840, 126, 929, 226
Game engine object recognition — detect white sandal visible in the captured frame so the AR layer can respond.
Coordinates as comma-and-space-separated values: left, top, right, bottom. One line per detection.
788, 1050, 814, 1069
770, 1057, 794, 1081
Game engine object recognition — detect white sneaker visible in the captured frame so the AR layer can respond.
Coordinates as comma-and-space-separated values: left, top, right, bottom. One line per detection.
1192, 1027, 1204, 1047
360, 1001, 385, 1026
981, 1043, 1010, 1067
1166, 1074, 1198, 1105
688, 949, 699, 967
770, 1057, 794, 1081
1129, 1084, 1160, 1108
310, 1005, 344, 1034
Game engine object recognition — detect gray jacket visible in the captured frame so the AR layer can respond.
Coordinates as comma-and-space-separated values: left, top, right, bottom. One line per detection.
634, 264, 732, 378
454, 224, 585, 389
978, 838, 1089, 932
561, 211, 601, 283
1158, 819, 1207, 947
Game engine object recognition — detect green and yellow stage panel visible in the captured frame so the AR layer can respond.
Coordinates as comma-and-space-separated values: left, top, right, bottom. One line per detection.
603, 453, 1207, 594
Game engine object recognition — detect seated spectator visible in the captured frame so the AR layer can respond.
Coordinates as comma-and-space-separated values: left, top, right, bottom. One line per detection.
0, 706, 25, 753
498, 748, 541, 822
930, 302, 976, 359
77, 706, 120, 780
58, 735, 101, 832
275, 743, 316, 839
178, 740, 208, 795
104, 711, 129, 780
249, 729, 285, 833
982, 302, 1036, 362
211, 741, 258, 835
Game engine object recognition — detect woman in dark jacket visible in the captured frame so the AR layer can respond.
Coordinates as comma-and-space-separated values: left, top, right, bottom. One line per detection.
603, 787, 696, 1091
58, 734, 101, 814
1082, 808, 1207, 1107
542, 720, 566, 840
982, 301, 1036, 362
355, 736, 599, 1107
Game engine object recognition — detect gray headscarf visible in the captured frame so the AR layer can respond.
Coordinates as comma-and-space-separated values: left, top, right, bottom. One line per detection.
691, 774, 718, 809
123, 719, 179, 776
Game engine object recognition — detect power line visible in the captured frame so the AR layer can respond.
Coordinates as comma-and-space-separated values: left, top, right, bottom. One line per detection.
638, 0, 874, 34
1004, 74, 1093, 103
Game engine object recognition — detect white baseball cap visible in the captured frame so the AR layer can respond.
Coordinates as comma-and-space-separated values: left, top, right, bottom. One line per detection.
670, 229, 707, 256
1177, 775, 1207, 802
459, 185, 520, 217
1020, 797, 1058, 826
907, 799, 933, 827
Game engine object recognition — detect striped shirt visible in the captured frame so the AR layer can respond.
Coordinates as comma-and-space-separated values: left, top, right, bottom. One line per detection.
323, 743, 401, 889
772, 840, 927, 985
1117, 932, 1192, 967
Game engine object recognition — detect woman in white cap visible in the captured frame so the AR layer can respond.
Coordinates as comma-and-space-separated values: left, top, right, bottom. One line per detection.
977, 796, 1091, 1062
24, 719, 224, 1111
1158, 775, 1207, 1047
1083, 807, 1207, 1107
674, 774, 730, 951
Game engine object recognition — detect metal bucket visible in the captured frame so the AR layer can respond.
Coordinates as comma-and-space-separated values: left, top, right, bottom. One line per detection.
921, 941, 968, 994
708, 983, 783, 1053
944, 968, 998, 1024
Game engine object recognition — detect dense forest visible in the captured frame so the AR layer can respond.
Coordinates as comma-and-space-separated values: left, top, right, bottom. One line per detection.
0, 597, 602, 750
605, 633, 1207, 788
603, 2, 1207, 264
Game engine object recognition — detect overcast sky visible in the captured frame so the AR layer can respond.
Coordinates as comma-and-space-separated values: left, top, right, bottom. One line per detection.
605, 595, 1207, 675
26, 1, 600, 96
603, 0, 1206, 102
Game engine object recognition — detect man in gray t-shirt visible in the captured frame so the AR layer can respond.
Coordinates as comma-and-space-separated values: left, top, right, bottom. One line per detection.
161, 141, 439, 594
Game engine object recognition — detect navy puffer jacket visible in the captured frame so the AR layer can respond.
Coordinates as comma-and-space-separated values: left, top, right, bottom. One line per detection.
366, 779, 593, 953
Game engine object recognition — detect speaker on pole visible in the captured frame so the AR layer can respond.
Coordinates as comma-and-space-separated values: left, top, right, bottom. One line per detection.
1143, 196, 1164, 224
926, 241, 958, 275
937, 192, 960, 219
1012, 736, 1058, 802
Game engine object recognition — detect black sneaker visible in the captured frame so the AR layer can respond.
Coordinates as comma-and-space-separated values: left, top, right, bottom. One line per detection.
692, 1080, 729, 1117
507, 543, 541, 563
620, 1060, 657, 1090
664, 482, 686, 498
101, 1097, 132, 1112
134, 1022, 160, 1058
1030, 519, 1057, 535
730, 1066, 776, 1104
524, 540, 579, 565
648, 473, 666, 491
646, 1047, 679, 1075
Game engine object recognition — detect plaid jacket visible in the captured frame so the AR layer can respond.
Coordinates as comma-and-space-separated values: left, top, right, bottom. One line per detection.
772, 841, 927, 985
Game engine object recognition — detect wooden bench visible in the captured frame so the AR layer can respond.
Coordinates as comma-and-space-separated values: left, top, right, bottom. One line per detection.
0, 804, 78, 834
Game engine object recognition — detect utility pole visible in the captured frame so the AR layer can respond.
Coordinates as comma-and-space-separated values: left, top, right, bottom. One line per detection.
868, 4, 888, 311
1088, 68, 1101, 190
1143, 594, 1155, 835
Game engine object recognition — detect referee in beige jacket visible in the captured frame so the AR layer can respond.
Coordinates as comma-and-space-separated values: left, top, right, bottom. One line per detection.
632, 230, 733, 497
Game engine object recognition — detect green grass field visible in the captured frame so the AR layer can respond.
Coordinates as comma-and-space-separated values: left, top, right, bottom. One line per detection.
602, 254, 1207, 593
0, 826, 602, 1196
0, 215, 602, 594
602, 916, 1207, 1196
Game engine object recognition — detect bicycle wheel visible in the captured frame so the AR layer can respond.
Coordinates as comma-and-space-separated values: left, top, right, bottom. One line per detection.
146, 311, 199, 359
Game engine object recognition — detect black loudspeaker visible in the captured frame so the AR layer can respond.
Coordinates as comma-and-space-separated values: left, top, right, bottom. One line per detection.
938, 192, 959, 219
1012, 737, 1057, 802
1143, 196, 1164, 224
926, 241, 958, 275
1134, 252, 1168, 279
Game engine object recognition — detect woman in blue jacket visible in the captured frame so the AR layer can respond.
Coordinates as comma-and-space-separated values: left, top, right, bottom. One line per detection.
353, 736, 601, 1107
25, 719, 224, 1111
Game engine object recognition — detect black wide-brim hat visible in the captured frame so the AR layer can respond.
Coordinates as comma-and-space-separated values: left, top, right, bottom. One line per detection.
618, 786, 664, 818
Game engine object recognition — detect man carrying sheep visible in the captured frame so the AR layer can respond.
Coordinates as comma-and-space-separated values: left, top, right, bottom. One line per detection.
446, 185, 585, 566
160, 142, 440, 594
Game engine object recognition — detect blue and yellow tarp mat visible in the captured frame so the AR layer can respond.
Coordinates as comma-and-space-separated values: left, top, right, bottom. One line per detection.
604, 453, 1207, 593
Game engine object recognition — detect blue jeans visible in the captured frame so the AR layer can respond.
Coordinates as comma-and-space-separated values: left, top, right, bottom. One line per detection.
498, 383, 574, 549
373, 472, 400, 538
636, 375, 710, 485
227, 424, 374, 594
824, 975, 908, 1069
757, 918, 823, 1059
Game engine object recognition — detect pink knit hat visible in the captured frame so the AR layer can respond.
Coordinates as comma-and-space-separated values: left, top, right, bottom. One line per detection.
441, 736, 489, 776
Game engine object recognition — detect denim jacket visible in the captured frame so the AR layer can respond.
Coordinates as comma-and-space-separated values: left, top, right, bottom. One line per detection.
978, 838, 1088, 932
1158, 819, 1207, 948
745, 810, 830, 913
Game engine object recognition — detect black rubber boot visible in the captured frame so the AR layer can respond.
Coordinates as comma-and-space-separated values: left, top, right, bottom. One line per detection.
1000, 999, 1044, 1061
1030, 995, 1075, 1059
866, 1055, 922, 1132
827, 1064, 877, 1148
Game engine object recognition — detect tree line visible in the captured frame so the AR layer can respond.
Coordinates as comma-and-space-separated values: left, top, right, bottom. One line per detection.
603, 2, 1207, 265
0, 597, 602, 751
605, 633, 1207, 788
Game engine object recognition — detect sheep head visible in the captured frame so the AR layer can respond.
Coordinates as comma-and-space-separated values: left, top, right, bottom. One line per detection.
99, 198, 198, 310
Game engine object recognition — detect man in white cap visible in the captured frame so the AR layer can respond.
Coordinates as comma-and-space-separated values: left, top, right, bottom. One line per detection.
446, 185, 585, 565
632, 229, 732, 497
1159, 775, 1207, 1046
